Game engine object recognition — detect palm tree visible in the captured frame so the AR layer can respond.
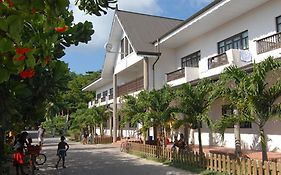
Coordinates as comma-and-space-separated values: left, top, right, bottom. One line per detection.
146, 85, 176, 151
246, 57, 281, 161
214, 66, 250, 157
119, 91, 151, 144
176, 79, 214, 156
215, 56, 281, 161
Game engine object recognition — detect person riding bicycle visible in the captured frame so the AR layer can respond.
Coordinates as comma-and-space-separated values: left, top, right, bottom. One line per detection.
55, 136, 69, 169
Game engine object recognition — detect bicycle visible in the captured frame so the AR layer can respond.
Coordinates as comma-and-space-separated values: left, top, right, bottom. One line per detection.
120, 141, 131, 153
25, 145, 47, 174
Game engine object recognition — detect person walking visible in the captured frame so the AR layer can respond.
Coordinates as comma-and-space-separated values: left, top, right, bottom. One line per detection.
55, 136, 69, 169
38, 125, 45, 146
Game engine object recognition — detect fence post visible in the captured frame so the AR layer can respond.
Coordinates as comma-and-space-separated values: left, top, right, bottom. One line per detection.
247, 158, 252, 175
271, 162, 277, 175
218, 154, 221, 172
258, 160, 263, 175
226, 155, 231, 174
265, 161, 270, 175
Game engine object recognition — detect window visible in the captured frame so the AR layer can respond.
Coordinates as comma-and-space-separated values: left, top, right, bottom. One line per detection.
120, 37, 133, 59
222, 105, 251, 128
96, 93, 101, 99
218, 31, 248, 54
277, 15, 281, 32
181, 51, 201, 68
102, 90, 108, 97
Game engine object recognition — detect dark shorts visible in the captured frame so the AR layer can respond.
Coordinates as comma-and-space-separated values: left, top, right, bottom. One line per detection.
57, 149, 66, 157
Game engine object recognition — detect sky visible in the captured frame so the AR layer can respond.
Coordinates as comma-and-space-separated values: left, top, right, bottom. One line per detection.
62, 0, 212, 74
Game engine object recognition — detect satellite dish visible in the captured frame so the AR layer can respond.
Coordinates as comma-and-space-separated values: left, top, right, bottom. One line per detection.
104, 43, 113, 52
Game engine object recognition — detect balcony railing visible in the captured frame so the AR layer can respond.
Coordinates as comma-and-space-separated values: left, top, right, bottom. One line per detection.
257, 32, 281, 54
117, 77, 144, 97
208, 53, 228, 69
101, 97, 106, 102
166, 68, 185, 82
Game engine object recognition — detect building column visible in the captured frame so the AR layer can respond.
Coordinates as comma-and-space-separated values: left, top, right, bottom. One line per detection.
113, 74, 117, 142
143, 57, 149, 90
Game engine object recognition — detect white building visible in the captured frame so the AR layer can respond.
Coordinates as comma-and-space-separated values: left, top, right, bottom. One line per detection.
83, 0, 281, 151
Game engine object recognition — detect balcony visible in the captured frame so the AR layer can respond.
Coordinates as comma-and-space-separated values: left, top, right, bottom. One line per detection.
200, 49, 252, 79
101, 97, 106, 102
166, 67, 199, 86
208, 53, 228, 69
257, 32, 281, 54
166, 69, 185, 82
117, 77, 144, 97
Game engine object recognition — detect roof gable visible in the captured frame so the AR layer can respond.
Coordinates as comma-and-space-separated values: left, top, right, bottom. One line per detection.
116, 10, 183, 55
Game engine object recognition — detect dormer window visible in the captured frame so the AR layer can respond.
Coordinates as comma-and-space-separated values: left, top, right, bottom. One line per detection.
121, 37, 133, 59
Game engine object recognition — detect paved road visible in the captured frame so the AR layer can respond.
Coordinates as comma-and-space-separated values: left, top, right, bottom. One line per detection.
33, 137, 197, 175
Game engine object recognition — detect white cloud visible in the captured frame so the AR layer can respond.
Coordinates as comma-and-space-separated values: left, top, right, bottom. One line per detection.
69, 0, 161, 51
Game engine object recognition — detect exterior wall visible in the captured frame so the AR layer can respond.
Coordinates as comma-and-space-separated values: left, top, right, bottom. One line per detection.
114, 32, 144, 75
95, 83, 113, 107
171, 0, 281, 79
151, 48, 177, 89
190, 97, 281, 152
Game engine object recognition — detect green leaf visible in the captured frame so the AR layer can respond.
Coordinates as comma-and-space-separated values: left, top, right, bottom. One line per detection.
0, 67, 10, 83
7, 15, 23, 43
25, 55, 36, 68
0, 19, 8, 31
0, 38, 14, 52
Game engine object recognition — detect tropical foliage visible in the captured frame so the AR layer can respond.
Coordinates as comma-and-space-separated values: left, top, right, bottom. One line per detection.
175, 79, 214, 155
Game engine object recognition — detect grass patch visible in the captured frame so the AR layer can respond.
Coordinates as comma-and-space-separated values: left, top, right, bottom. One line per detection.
129, 151, 227, 175
167, 162, 228, 175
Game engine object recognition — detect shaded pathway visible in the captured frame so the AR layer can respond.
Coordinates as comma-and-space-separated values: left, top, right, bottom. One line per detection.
36, 138, 197, 175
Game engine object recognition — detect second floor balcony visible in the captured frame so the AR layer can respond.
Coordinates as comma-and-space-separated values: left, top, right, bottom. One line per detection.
117, 77, 144, 97
166, 67, 199, 86
257, 32, 281, 54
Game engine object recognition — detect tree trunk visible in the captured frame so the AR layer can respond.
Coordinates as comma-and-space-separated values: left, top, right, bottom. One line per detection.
197, 121, 203, 156
0, 126, 4, 161
184, 124, 189, 150
234, 122, 241, 158
162, 126, 166, 156
100, 123, 104, 136
259, 126, 268, 162
153, 125, 157, 142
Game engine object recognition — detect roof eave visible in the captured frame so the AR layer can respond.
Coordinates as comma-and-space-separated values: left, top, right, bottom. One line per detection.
153, 0, 224, 45
82, 78, 102, 91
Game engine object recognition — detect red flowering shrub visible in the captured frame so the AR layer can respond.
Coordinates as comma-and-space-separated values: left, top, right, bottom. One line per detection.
55, 26, 68, 33
16, 48, 31, 55
19, 69, 36, 78
15, 55, 26, 61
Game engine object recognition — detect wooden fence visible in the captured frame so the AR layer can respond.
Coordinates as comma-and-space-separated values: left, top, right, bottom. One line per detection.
128, 142, 281, 175
93, 136, 113, 144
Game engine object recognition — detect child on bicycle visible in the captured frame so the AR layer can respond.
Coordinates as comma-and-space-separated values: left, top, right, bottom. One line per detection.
55, 136, 69, 169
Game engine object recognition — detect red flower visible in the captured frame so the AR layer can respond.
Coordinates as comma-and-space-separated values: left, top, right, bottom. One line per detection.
7, 0, 14, 7
19, 69, 36, 78
15, 55, 26, 61
16, 48, 31, 55
55, 26, 68, 33
0, 0, 3, 3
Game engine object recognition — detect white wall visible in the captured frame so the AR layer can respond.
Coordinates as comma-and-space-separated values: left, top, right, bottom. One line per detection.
152, 48, 177, 89
169, 0, 281, 77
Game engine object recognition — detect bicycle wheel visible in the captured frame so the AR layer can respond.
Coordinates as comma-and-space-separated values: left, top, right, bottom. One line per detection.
35, 153, 46, 165
120, 142, 125, 152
